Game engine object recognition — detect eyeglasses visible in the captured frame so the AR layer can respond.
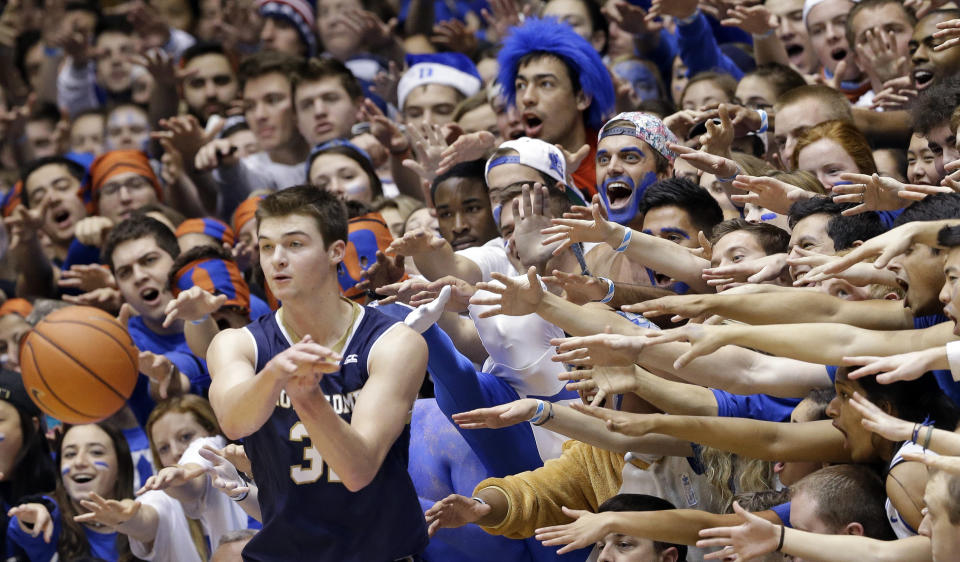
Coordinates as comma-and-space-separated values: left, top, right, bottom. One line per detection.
100, 175, 151, 197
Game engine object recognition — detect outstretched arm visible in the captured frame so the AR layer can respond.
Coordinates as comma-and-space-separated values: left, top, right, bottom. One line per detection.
628, 291, 914, 330
574, 405, 852, 464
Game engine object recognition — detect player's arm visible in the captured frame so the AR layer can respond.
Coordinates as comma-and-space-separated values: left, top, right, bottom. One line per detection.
289, 325, 426, 492
631, 291, 914, 330
206, 328, 287, 440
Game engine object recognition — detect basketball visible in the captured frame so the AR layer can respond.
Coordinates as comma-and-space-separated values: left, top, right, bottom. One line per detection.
19, 305, 139, 424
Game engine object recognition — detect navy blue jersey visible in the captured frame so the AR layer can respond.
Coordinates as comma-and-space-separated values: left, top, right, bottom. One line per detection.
242, 306, 428, 561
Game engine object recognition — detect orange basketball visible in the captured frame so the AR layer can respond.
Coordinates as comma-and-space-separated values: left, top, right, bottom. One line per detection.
19, 305, 139, 424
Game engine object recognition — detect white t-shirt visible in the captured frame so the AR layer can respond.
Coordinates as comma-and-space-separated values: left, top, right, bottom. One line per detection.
129, 490, 203, 562
177, 436, 252, 551
216, 151, 307, 215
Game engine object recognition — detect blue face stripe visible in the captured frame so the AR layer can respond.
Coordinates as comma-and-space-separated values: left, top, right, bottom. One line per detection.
659, 227, 690, 239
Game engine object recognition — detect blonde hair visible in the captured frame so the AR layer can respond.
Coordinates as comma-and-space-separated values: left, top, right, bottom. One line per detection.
699, 446, 777, 507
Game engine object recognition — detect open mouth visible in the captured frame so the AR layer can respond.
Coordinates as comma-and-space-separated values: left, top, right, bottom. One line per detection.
522, 113, 544, 137
913, 69, 935, 89
53, 209, 70, 227
72, 473, 94, 483
785, 43, 804, 58
830, 47, 847, 62
140, 288, 160, 304
605, 181, 633, 209
895, 277, 909, 293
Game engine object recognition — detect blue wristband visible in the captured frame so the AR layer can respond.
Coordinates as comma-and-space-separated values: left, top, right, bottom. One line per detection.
597, 277, 615, 303
614, 229, 632, 253
528, 400, 546, 424
756, 109, 769, 134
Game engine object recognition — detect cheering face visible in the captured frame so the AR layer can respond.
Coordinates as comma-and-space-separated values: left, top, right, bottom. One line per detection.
515, 55, 588, 146
907, 134, 942, 186
766, 0, 818, 72
806, 0, 860, 79
641, 206, 700, 248
182, 53, 238, 122
796, 138, 861, 190
787, 213, 834, 280
921, 123, 959, 180
112, 236, 176, 325
939, 247, 960, 335
774, 98, 838, 168
887, 243, 946, 317
309, 153, 374, 204
911, 13, 960, 93
0, 401, 24, 478
596, 136, 661, 225
60, 425, 120, 504
826, 376, 882, 463
94, 32, 136, 94
295, 77, 359, 146
24, 163, 87, 245
150, 411, 213, 468
849, 4, 913, 82
709, 230, 770, 292
243, 72, 298, 152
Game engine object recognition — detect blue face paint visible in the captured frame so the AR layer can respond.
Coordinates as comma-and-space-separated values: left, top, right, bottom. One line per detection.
0, 433, 5, 442
599, 171, 658, 225
493, 204, 502, 226
94, 461, 110, 471
660, 227, 690, 239
61, 466, 71, 476
760, 213, 777, 221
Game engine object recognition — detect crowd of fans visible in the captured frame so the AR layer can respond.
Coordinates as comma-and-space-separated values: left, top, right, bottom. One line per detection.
1, 0, 960, 559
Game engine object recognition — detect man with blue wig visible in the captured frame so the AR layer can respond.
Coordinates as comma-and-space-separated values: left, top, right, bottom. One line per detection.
498, 17, 615, 198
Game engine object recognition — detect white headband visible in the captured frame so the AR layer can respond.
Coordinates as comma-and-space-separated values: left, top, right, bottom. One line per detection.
397, 63, 482, 110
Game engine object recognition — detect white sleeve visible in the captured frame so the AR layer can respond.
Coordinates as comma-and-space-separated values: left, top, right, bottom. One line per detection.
456, 240, 512, 282
947, 341, 960, 382
56, 60, 99, 115
129, 491, 203, 562
175, 435, 249, 547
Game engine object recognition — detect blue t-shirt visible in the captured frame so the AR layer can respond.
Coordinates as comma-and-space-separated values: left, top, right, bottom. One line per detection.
8, 496, 120, 561
126, 316, 208, 426
825, 314, 960, 407
122, 426, 156, 491
772, 502, 792, 528
711, 390, 800, 422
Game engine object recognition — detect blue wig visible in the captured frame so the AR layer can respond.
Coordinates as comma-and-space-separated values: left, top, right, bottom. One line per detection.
497, 17, 614, 131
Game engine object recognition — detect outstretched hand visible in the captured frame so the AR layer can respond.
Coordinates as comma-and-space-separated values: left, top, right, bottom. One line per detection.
470, 267, 544, 318
424, 494, 492, 537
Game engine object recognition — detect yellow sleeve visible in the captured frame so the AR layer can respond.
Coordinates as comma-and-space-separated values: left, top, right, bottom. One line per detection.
472, 440, 630, 539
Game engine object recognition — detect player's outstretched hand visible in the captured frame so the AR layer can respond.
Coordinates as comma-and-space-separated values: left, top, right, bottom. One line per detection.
136, 464, 206, 495
452, 399, 539, 429
8, 503, 54, 543
424, 494, 492, 537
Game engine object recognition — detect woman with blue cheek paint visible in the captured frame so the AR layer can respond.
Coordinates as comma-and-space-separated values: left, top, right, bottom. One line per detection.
7, 422, 202, 562
793, 120, 877, 191
0, 371, 57, 561
307, 141, 384, 206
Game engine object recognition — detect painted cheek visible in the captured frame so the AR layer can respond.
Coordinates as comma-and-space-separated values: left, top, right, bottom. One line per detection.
760, 213, 778, 221
93, 461, 110, 471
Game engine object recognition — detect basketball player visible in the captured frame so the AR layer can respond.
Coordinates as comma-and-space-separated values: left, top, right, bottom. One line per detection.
205, 185, 428, 561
